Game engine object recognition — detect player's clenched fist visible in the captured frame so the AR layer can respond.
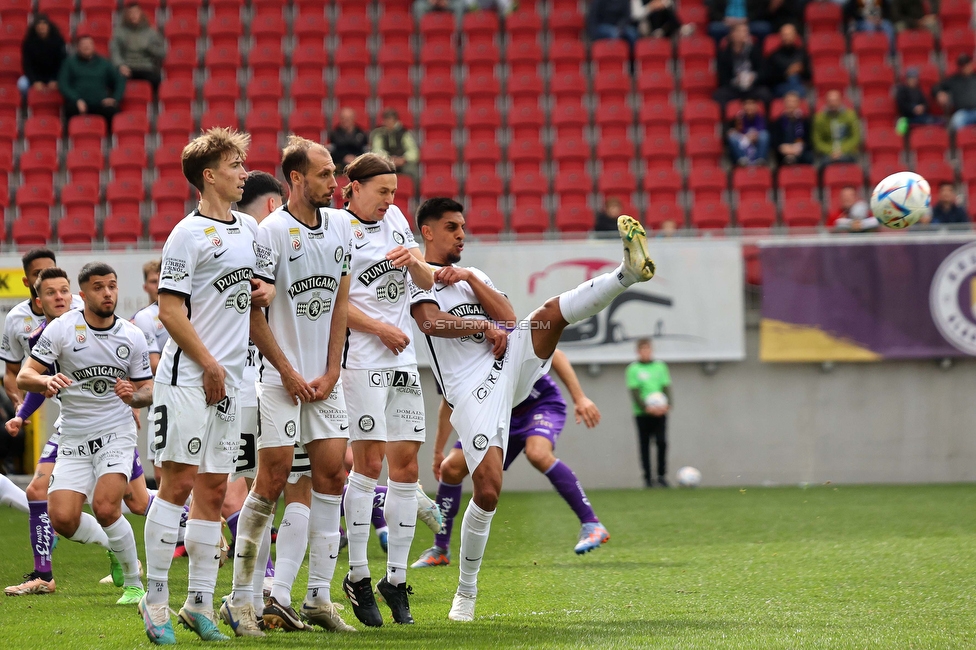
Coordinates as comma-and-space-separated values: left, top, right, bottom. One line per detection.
377, 322, 410, 355
387, 245, 419, 269
485, 327, 508, 359
434, 266, 472, 286
43, 373, 72, 398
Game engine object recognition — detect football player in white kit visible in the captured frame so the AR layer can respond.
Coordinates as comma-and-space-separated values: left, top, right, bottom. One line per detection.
138, 128, 273, 645
224, 137, 356, 635
408, 198, 656, 621
339, 153, 434, 626
18, 262, 154, 608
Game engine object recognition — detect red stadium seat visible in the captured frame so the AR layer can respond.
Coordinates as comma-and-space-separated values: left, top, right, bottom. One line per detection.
635, 38, 672, 71
159, 78, 196, 112
549, 39, 585, 75
598, 167, 636, 195
103, 212, 143, 244
506, 10, 542, 40
858, 63, 895, 94
778, 164, 817, 202
688, 165, 727, 202
823, 163, 865, 208
736, 198, 777, 229
109, 146, 147, 184
420, 169, 459, 200
807, 32, 846, 63
591, 39, 629, 74
691, 200, 731, 230
24, 115, 61, 151
293, 13, 328, 49
207, 14, 243, 48
869, 159, 903, 186
677, 34, 714, 64
162, 43, 197, 82
510, 196, 550, 234
641, 133, 680, 166
554, 200, 593, 233
805, 1, 841, 32
940, 0, 973, 29
464, 201, 505, 235
733, 166, 772, 202
289, 107, 326, 141
553, 168, 593, 197
106, 178, 145, 219
200, 107, 239, 130
122, 80, 153, 112
851, 32, 889, 66
644, 199, 685, 229
149, 211, 185, 242
596, 134, 634, 163
552, 135, 590, 164
13, 213, 52, 246
909, 125, 949, 162
420, 11, 456, 41
462, 71, 501, 99
26, 87, 61, 117
549, 7, 585, 40
378, 11, 411, 48
685, 134, 723, 164
113, 111, 150, 149
679, 67, 715, 99
20, 148, 58, 184
896, 29, 934, 68
812, 63, 850, 93
156, 111, 194, 148
58, 212, 97, 245
639, 100, 677, 128
66, 147, 104, 186
781, 197, 823, 227
941, 27, 975, 64
205, 45, 241, 74
164, 14, 201, 47
508, 39, 542, 75
60, 182, 98, 218
915, 159, 955, 185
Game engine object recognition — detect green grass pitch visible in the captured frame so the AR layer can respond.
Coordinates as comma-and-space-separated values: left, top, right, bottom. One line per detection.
1, 484, 976, 648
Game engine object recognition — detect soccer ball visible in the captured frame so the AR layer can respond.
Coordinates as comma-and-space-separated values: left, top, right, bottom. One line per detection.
676, 466, 702, 488
870, 171, 931, 229
644, 391, 668, 408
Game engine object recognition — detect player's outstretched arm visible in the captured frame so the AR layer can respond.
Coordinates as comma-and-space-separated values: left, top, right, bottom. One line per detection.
347, 303, 411, 355
411, 302, 508, 358
158, 291, 226, 405
17, 358, 70, 398
433, 397, 454, 481
550, 350, 601, 428
248, 305, 313, 404
387, 246, 434, 291
3, 361, 23, 409
433, 267, 516, 325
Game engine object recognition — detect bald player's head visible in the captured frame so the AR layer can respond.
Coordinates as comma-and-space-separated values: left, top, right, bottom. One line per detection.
238, 170, 286, 221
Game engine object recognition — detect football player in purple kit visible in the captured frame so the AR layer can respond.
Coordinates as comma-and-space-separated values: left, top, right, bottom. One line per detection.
412, 349, 607, 570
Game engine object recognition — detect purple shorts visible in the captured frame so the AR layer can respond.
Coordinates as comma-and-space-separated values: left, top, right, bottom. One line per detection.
39, 434, 144, 481
453, 405, 567, 470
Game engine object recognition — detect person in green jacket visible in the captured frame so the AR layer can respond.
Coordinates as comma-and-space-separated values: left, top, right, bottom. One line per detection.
626, 338, 673, 488
58, 32, 125, 126
110, 2, 165, 90
812, 89, 861, 167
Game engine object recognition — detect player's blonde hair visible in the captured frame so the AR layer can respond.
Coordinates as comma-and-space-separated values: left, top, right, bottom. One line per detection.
342, 152, 397, 201
142, 259, 160, 281
281, 134, 327, 187
181, 127, 250, 192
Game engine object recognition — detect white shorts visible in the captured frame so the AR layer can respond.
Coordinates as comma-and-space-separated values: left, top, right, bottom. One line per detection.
49, 425, 138, 498
288, 442, 311, 484
231, 406, 259, 481
343, 366, 426, 443
255, 382, 348, 451
450, 324, 552, 472
151, 383, 241, 474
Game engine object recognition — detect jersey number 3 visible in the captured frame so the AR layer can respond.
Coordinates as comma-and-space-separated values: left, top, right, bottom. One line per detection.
152, 404, 168, 452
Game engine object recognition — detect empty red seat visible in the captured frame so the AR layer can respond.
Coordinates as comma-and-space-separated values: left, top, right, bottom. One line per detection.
805, 1, 841, 32
159, 78, 195, 112
13, 213, 52, 246
645, 200, 685, 229
113, 111, 150, 149
549, 38, 585, 74
812, 63, 850, 93
591, 39, 629, 73
691, 200, 730, 230
164, 14, 201, 46
122, 80, 153, 112
677, 34, 714, 63
942, 27, 975, 63
910, 125, 949, 160
20, 148, 58, 186
420, 11, 455, 41
940, 0, 973, 29
201, 107, 239, 130
733, 166, 772, 202
598, 168, 636, 195
420, 169, 459, 200
66, 147, 103, 186
896, 29, 934, 67
554, 200, 593, 233
24, 115, 61, 151
162, 42, 197, 81
552, 135, 590, 164
851, 32, 889, 66
149, 211, 185, 242
778, 165, 817, 201
510, 196, 549, 234
688, 165, 727, 202
685, 134, 723, 164
510, 167, 547, 198
635, 38, 672, 71
550, 72, 587, 101
205, 45, 241, 73
289, 107, 325, 141
103, 212, 143, 244
464, 201, 504, 235
915, 159, 955, 185
549, 7, 585, 40
737, 198, 777, 229
679, 67, 715, 99
506, 9, 542, 39
596, 135, 633, 163
553, 169, 593, 196
464, 138, 501, 165
869, 159, 903, 186
807, 32, 846, 62
106, 178, 145, 216
109, 146, 147, 183
58, 212, 97, 245
781, 197, 822, 227
466, 171, 503, 198
60, 182, 98, 219
641, 133, 679, 166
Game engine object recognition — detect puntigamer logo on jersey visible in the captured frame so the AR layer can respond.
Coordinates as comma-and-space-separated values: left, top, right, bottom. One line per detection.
212, 267, 254, 314
289, 275, 338, 321
72, 365, 127, 396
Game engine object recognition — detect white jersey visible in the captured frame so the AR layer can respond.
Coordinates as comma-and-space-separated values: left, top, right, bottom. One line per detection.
408, 265, 502, 405
343, 205, 421, 370
1, 295, 84, 364
254, 205, 351, 384
155, 210, 258, 388
130, 302, 169, 355
30, 310, 151, 437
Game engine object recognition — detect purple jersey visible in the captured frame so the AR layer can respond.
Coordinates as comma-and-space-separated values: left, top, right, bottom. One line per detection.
511, 374, 565, 419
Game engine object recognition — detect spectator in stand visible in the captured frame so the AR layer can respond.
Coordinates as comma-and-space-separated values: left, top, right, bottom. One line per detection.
632, 0, 682, 38
812, 89, 861, 166
829, 186, 878, 232
370, 108, 419, 180
761, 0, 802, 32
844, 0, 895, 52
587, 0, 639, 47
58, 32, 125, 126
595, 196, 625, 231
110, 2, 165, 90
714, 23, 770, 106
413, 0, 464, 19
706, 0, 772, 42
922, 182, 969, 225
890, 0, 937, 32
18, 14, 66, 97
896, 68, 940, 132
328, 107, 370, 174
727, 97, 770, 165
935, 54, 976, 132
763, 23, 811, 97
771, 90, 813, 164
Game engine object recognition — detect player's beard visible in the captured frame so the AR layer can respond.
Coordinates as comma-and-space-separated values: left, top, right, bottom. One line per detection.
446, 250, 461, 264
89, 302, 116, 319
305, 184, 331, 209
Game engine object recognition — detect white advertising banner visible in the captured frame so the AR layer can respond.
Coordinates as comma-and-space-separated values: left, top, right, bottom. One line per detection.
0, 239, 745, 366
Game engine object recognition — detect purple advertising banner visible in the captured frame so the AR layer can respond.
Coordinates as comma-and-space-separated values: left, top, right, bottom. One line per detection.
760, 238, 976, 361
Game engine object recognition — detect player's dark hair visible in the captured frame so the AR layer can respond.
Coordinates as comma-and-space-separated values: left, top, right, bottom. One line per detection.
240, 170, 286, 206
78, 262, 117, 286
142, 259, 161, 281
281, 135, 324, 187
342, 153, 397, 200
416, 198, 464, 229
636, 338, 652, 349
21, 248, 56, 275
182, 127, 250, 192
33, 266, 69, 295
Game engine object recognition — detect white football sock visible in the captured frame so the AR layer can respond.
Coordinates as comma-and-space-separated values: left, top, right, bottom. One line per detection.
102, 516, 141, 587
271, 502, 309, 607
457, 501, 495, 597
557, 267, 629, 325
69, 512, 110, 548
307, 491, 342, 606
251, 519, 272, 611
343, 472, 376, 582
230, 492, 274, 607
183, 519, 222, 612
0, 474, 28, 512
385, 480, 418, 587
144, 497, 183, 606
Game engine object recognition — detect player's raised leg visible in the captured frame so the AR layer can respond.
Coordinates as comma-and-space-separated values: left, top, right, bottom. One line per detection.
529, 215, 656, 361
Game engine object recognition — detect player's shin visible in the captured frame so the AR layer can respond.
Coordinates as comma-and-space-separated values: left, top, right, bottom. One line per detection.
344, 472, 377, 581
385, 480, 418, 586
557, 272, 630, 325
457, 501, 495, 597
183, 519, 222, 611
307, 491, 342, 605
144, 497, 184, 606
69, 512, 110, 548
28, 501, 54, 575
545, 460, 599, 524
230, 492, 274, 607
103, 516, 142, 587
270, 502, 309, 607
435, 482, 463, 550
250, 520, 272, 612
